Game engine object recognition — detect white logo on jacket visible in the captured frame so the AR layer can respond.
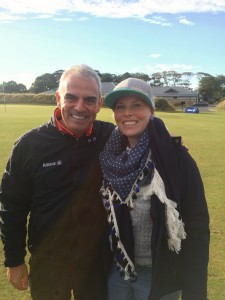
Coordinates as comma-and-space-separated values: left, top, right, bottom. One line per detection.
42, 160, 62, 167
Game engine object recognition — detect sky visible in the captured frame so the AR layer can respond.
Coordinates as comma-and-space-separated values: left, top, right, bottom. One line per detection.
0, 0, 225, 89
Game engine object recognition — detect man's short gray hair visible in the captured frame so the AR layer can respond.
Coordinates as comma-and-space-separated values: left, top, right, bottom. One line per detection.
58, 64, 101, 98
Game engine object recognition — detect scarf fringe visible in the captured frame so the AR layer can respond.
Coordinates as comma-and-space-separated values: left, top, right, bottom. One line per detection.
100, 153, 186, 281
104, 188, 136, 280
141, 168, 186, 253
101, 165, 186, 255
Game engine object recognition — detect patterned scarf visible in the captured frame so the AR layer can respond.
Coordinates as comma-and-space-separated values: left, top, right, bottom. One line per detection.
100, 127, 150, 201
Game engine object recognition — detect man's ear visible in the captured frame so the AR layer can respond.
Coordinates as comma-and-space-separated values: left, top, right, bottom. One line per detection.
55, 90, 61, 108
97, 96, 104, 112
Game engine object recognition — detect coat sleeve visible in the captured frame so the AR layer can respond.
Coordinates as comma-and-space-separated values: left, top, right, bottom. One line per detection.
179, 147, 210, 300
0, 141, 31, 267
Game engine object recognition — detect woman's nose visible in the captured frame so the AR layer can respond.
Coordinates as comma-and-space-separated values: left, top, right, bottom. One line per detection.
124, 107, 133, 116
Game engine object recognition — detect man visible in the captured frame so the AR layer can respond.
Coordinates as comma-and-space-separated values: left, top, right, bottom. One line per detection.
0, 65, 114, 299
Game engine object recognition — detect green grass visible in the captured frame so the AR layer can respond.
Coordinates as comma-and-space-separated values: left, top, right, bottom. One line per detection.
0, 104, 225, 299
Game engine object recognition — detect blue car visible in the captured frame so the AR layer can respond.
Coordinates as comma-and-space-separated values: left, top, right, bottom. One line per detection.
185, 106, 199, 113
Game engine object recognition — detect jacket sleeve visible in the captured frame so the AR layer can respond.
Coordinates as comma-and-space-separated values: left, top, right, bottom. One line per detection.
179, 147, 210, 300
0, 140, 31, 267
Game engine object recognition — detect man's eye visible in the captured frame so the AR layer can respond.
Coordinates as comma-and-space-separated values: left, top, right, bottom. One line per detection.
64, 94, 76, 102
85, 97, 97, 105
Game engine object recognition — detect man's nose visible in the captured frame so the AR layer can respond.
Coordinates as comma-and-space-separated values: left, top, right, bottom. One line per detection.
74, 98, 85, 111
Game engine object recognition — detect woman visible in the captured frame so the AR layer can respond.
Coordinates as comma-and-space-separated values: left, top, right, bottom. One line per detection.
100, 78, 209, 300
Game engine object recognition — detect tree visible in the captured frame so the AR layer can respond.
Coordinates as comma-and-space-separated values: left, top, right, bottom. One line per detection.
167, 71, 182, 87
217, 75, 225, 98
198, 75, 221, 100
17, 83, 27, 93
115, 72, 150, 84
52, 70, 64, 87
115, 72, 133, 83
1, 81, 27, 93
150, 71, 193, 88
29, 72, 60, 93
4, 81, 17, 93
196, 72, 211, 81
181, 72, 194, 89
100, 73, 116, 82
151, 72, 164, 86
130, 72, 150, 82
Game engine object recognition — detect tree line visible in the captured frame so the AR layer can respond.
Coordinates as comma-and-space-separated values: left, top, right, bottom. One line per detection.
1, 70, 225, 101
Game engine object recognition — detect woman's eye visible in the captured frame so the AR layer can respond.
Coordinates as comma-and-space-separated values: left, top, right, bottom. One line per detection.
115, 105, 124, 110
133, 102, 142, 107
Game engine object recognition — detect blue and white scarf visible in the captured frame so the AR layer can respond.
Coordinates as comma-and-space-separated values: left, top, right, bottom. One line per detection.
100, 127, 150, 201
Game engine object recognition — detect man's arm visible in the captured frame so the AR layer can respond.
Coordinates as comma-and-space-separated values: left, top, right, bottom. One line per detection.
0, 141, 31, 269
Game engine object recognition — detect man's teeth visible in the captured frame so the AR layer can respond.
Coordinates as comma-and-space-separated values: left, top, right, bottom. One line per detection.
72, 115, 85, 120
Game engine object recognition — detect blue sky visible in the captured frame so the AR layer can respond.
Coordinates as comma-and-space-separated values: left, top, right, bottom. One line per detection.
0, 0, 225, 89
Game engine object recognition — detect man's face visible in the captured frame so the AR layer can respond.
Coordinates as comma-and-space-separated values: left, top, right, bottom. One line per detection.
56, 75, 102, 136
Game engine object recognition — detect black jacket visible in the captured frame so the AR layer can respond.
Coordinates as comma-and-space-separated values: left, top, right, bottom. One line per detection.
149, 118, 210, 300
149, 140, 210, 300
0, 116, 114, 267
102, 118, 210, 300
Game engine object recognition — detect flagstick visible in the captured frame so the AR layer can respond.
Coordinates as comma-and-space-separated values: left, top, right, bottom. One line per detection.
3, 93, 6, 112
2, 81, 6, 112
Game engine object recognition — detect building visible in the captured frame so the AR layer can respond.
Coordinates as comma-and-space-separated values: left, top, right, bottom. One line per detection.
101, 82, 116, 97
152, 86, 198, 106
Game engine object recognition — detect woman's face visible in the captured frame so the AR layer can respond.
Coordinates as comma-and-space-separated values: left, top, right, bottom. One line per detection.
114, 96, 153, 148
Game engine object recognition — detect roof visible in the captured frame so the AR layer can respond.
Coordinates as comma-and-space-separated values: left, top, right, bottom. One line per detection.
44, 88, 57, 94
152, 86, 198, 97
101, 84, 198, 98
101, 82, 116, 95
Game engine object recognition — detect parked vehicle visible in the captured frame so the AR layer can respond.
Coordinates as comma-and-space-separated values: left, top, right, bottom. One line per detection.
185, 106, 199, 113
193, 101, 209, 107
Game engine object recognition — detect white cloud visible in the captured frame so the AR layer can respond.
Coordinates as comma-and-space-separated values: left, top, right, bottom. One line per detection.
149, 53, 161, 58
34, 14, 55, 19
78, 17, 89, 21
0, 0, 225, 23
52, 17, 73, 22
140, 16, 172, 26
147, 63, 201, 72
0, 11, 25, 23
179, 17, 195, 25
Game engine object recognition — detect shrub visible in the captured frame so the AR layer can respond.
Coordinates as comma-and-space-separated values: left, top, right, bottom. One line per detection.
155, 97, 175, 112
216, 99, 225, 109
0, 93, 56, 105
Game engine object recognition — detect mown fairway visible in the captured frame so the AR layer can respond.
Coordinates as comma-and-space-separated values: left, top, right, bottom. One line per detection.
0, 104, 225, 299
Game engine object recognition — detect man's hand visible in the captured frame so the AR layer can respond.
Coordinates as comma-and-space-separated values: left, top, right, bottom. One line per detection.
7, 264, 29, 290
